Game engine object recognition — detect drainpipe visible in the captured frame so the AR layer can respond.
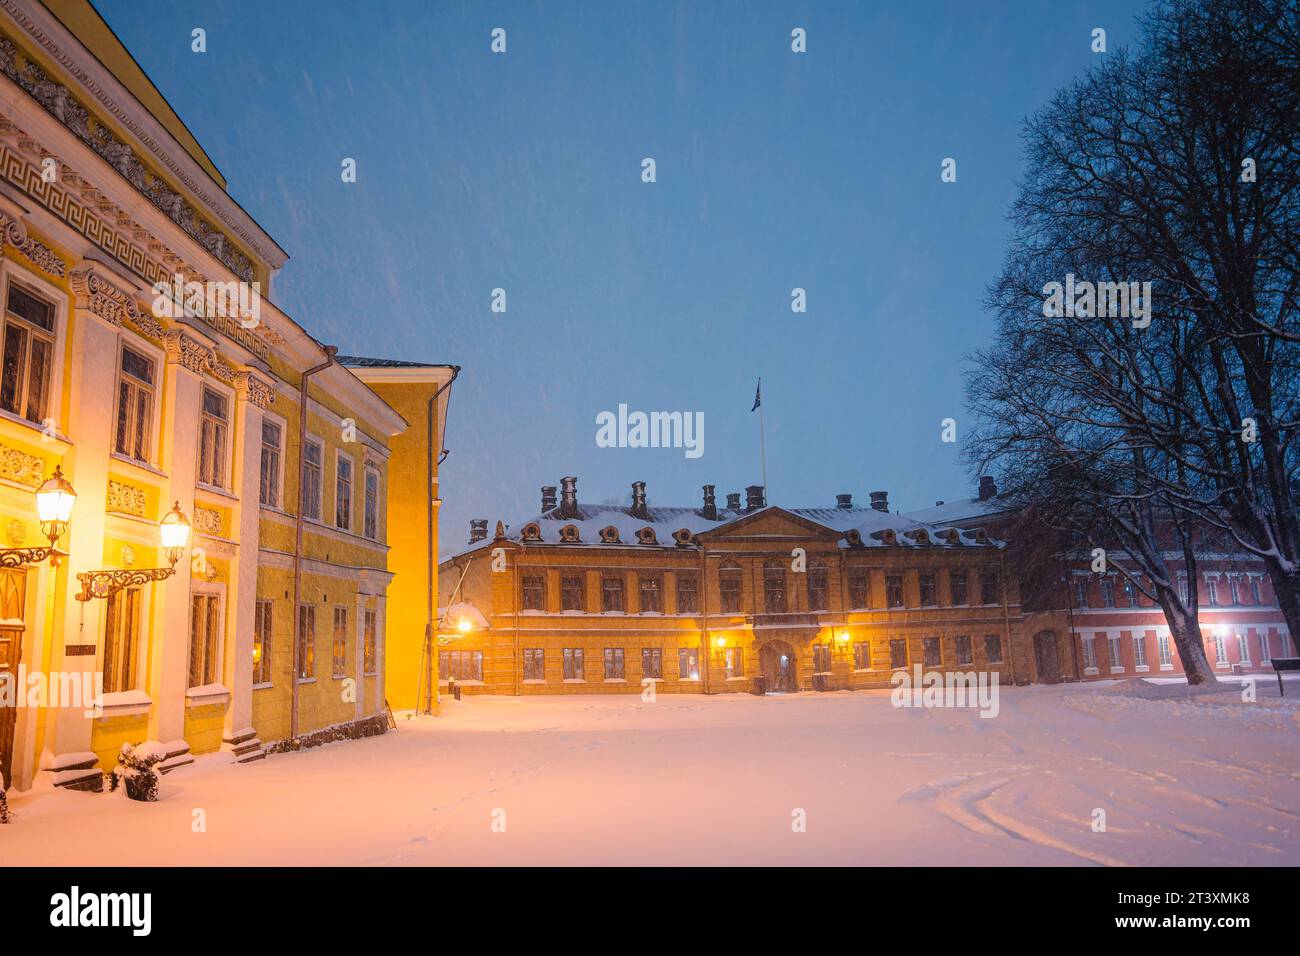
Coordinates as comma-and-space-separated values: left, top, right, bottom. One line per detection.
291, 344, 336, 741
999, 552, 1015, 685
424, 367, 461, 713
699, 544, 708, 695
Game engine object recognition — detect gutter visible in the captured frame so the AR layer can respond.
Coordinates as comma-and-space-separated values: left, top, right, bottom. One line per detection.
425, 367, 461, 711
291, 344, 336, 740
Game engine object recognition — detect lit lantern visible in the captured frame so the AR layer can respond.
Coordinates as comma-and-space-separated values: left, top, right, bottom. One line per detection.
35, 465, 76, 546
159, 501, 192, 565
715, 636, 727, 649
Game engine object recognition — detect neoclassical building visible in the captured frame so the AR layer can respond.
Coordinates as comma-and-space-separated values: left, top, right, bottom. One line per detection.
437, 479, 1026, 696
0, 0, 452, 792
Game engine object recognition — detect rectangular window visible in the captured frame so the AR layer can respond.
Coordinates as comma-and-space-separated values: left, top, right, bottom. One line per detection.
1108, 633, 1123, 669
813, 644, 831, 674
853, 642, 871, 670
676, 573, 698, 614
363, 468, 379, 539
1, 282, 56, 424
985, 634, 1004, 664
335, 455, 353, 530
601, 575, 625, 612
1082, 635, 1097, 670
296, 604, 315, 680
719, 572, 742, 613
562, 647, 584, 681
1073, 577, 1089, 608
981, 571, 1002, 606
302, 439, 322, 520
764, 567, 786, 613
886, 574, 904, 609
889, 639, 908, 669
1214, 631, 1227, 664
954, 635, 972, 665
1122, 579, 1137, 607
259, 419, 281, 507
1206, 576, 1219, 606
332, 607, 349, 677
1236, 632, 1249, 665
1251, 577, 1263, 604
848, 572, 870, 609
1100, 578, 1115, 608
923, 636, 941, 667
253, 599, 273, 685
638, 574, 662, 613
198, 387, 229, 487
678, 647, 700, 680
523, 648, 545, 681
950, 571, 968, 607
103, 587, 141, 694
561, 574, 585, 611
641, 647, 663, 679
1258, 631, 1272, 664
919, 573, 937, 607
1133, 633, 1148, 668
114, 346, 155, 462
604, 647, 625, 680
1177, 576, 1189, 604
440, 650, 483, 681
188, 592, 221, 689
724, 646, 744, 679
1158, 633, 1173, 667
522, 574, 546, 611
363, 608, 377, 675
806, 566, 828, 610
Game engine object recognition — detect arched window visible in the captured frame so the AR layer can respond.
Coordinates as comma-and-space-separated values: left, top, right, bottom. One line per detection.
719, 560, 742, 614
764, 559, 787, 614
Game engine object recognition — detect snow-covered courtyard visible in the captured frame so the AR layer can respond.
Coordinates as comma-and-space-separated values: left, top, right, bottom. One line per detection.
4, 679, 1299, 866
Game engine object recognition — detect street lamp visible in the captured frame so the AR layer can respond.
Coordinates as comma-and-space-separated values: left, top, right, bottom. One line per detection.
76, 501, 191, 602
0, 465, 76, 568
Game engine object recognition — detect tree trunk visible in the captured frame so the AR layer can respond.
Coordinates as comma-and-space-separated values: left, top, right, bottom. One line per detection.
1264, 562, 1300, 659
1156, 588, 1217, 685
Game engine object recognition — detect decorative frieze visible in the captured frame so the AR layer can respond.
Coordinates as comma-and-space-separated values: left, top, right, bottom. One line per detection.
105, 480, 147, 517
235, 370, 275, 409
162, 328, 213, 375
193, 505, 222, 537
0, 210, 65, 278
69, 263, 140, 327
0, 443, 43, 487
0, 35, 256, 283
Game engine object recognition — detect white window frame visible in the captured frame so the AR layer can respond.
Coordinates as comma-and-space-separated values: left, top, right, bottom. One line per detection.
334, 448, 354, 532
197, 383, 234, 491
302, 434, 324, 522
259, 409, 288, 510
1108, 632, 1125, 673
1133, 632, 1148, 671
101, 586, 150, 694
1082, 634, 1098, 674
363, 463, 381, 540
188, 587, 226, 690
1157, 632, 1173, 669
112, 335, 160, 466
253, 598, 274, 687
0, 263, 66, 432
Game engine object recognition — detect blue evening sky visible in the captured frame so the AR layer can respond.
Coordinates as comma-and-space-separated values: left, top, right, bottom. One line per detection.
97, 0, 1147, 547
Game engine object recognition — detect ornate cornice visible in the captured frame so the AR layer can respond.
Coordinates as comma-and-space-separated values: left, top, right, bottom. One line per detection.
0, 207, 64, 277
0, 13, 279, 278
162, 328, 212, 375
69, 261, 139, 327
234, 369, 274, 409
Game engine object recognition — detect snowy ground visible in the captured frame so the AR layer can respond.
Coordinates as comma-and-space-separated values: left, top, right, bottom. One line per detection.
4, 678, 1299, 866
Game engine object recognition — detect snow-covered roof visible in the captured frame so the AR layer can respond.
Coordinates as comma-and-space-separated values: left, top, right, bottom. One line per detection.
904, 496, 1014, 527
442, 499, 1002, 563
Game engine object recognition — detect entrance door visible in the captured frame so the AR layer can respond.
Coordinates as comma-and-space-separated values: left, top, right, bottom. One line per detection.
759, 641, 798, 693
1034, 630, 1060, 683
0, 568, 27, 789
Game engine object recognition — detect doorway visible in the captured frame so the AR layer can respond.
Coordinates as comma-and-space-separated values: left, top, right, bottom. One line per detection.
1033, 630, 1060, 683
759, 640, 798, 693
0, 568, 27, 789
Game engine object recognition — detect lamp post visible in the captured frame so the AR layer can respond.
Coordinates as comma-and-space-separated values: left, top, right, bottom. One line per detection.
75, 501, 191, 602
0, 465, 76, 567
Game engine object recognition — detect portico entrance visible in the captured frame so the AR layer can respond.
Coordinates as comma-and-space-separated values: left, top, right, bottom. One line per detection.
759, 640, 798, 693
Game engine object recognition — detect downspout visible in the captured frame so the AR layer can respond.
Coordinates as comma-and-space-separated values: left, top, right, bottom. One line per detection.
999, 551, 1015, 684
1064, 571, 1081, 680
425, 367, 461, 713
699, 544, 708, 695
291, 344, 336, 741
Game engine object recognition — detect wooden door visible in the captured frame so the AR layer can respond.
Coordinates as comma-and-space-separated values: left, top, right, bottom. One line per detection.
0, 568, 27, 789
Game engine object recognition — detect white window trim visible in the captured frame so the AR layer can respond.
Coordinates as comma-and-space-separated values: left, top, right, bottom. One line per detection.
0, 261, 68, 430
362, 462, 382, 541
259, 408, 289, 511
112, 332, 163, 467
334, 447, 355, 532
196, 381, 236, 493
98, 584, 153, 696
188, 585, 226, 691
302, 433, 325, 522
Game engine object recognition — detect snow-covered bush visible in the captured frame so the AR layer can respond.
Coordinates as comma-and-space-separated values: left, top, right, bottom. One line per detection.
107, 742, 166, 802
0, 785, 9, 823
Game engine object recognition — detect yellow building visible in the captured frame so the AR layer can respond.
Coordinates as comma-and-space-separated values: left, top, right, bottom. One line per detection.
437, 480, 1027, 697
0, 0, 449, 793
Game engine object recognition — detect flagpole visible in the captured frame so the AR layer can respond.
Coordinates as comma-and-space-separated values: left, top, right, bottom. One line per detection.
759, 398, 768, 497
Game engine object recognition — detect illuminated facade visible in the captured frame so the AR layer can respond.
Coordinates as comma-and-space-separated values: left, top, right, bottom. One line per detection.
0, 0, 446, 792
437, 480, 1026, 696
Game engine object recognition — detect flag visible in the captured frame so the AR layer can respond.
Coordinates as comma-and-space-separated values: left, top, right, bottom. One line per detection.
751, 378, 762, 412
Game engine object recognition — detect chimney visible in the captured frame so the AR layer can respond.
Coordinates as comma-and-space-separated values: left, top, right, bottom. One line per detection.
726, 492, 741, 511
630, 480, 649, 519
541, 485, 557, 512
558, 476, 579, 518
745, 485, 766, 511
469, 519, 488, 543
869, 490, 889, 513
836, 493, 853, 510
978, 476, 998, 501
702, 484, 717, 521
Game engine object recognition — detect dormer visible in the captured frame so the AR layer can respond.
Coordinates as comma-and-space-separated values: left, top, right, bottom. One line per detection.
672, 528, 694, 546
636, 527, 658, 546
521, 522, 542, 542
599, 525, 621, 544
559, 524, 581, 543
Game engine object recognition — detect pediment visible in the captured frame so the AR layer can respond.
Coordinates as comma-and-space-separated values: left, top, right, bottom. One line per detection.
699, 507, 841, 542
